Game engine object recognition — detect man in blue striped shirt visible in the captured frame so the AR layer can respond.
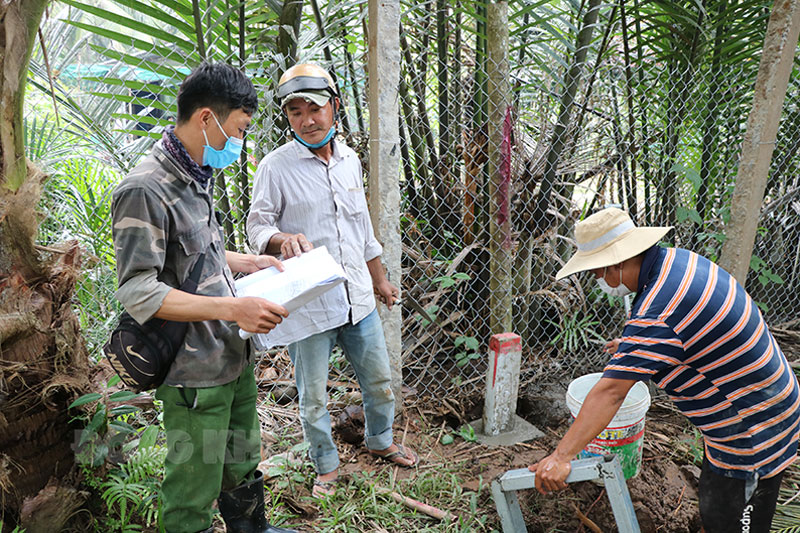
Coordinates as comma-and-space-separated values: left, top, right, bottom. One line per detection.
530, 207, 799, 533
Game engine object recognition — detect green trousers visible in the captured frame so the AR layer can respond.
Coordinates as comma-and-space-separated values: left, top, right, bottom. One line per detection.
155, 363, 261, 533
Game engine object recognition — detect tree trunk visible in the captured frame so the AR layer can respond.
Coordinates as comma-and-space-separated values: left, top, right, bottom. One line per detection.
215, 173, 237, 250
237, 1, 251, 219
618, 0, 637, 220
532, 0, 603, 234
191, 0, 207, 59
277, 0, 303, 64
399, 114, 419, 219
720, 0, 800, 283
487, 1, 512, 334
1, 1, 92, 527
660, 8, 703, 226
632, 0, 654, 224
310, 0, 351, 134
562, 4, 616, 216
342, 31, 366, 133
400, 27, 445, 242
399, 73, 435, 216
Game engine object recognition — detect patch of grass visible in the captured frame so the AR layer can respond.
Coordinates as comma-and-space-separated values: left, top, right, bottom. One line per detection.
266, 466, 497, 532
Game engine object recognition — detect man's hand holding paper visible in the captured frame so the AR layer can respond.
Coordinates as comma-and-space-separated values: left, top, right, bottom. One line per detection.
234, 246, 347, 345
229, 297, 288, 333
279, 232, 313, 258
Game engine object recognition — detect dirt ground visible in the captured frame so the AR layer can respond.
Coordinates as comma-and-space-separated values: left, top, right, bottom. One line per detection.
271, 381, 704, 532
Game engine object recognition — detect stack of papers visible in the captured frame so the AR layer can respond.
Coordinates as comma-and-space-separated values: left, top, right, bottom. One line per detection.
235, 246, 346, 344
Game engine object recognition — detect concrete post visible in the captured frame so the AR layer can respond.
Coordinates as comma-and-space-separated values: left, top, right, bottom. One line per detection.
367, 0, 403, 410
719, 0, 800, 283
483, 333, 522, 435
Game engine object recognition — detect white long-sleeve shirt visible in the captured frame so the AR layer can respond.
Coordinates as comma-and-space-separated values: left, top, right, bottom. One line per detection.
247, 139, 383, 342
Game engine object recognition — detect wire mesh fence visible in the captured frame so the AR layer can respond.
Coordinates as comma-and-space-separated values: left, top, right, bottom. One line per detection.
26, 1, 800, 414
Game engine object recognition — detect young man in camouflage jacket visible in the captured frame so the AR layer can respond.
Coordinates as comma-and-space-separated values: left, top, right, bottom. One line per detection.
112, 62, 296, 533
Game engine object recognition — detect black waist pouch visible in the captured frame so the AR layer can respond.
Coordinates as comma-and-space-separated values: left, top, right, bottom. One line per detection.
104, 255, 205, 392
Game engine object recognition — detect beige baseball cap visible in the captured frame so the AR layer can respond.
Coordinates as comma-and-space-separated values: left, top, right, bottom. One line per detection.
280, 89, 331, 109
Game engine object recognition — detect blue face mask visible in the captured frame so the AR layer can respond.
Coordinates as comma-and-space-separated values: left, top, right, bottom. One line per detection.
202, 112, 244, 168
293, 126, 336, 150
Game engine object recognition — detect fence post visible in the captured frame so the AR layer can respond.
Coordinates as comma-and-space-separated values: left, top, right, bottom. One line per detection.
487, 0, 513, 334
483, 333, 522, 434
367, 0, 404, 411
719, 0, 800, 284
469, 332, 543, 445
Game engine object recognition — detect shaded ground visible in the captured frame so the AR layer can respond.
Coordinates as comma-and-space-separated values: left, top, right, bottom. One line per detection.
63, 355, 800, 532
248, 380, 705, 532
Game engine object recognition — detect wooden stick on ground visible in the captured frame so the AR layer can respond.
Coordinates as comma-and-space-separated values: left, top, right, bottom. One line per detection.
391, 417, 411, 488
375, 486, 457, 522
571, 503, 603, 533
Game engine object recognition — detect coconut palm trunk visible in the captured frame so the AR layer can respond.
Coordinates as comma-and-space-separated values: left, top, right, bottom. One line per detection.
1, 0, 91, 528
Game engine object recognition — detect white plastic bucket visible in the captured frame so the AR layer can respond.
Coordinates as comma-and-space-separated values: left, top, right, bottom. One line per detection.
566, 372, 651, 479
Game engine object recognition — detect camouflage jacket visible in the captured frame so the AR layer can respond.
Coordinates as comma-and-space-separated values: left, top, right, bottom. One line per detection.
111, 142, 248, 387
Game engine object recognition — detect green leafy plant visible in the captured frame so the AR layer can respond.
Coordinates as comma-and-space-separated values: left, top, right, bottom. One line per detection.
432, 271, 470, 289
71, 376, 165, 532
548, 311, 606, 353
99, 445, 166, 532
266, 441, 313, 492
70, 384, 144, 468
750, 254, 784, 287
416, 304, 440, 327
329, 346, 346, 370
456, 424, 477, 443
454, 335, 481, 367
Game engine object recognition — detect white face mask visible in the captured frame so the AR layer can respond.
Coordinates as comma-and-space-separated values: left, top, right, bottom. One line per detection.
596, 266, 633, 297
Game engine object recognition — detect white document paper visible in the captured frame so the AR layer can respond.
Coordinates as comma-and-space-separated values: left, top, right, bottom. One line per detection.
235, 246, 346, 345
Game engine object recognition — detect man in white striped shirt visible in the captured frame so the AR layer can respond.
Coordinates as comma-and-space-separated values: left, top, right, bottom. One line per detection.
247, 64, 418, 498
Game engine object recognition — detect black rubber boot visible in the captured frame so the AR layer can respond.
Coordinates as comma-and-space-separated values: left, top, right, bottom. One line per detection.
217, 470, 297, 533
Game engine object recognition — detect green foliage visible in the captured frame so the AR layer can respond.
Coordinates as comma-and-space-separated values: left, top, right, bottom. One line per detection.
686, 428, 704, 466
69, 378, 147, 467
29, 113, 122, 357
750, 254, 784, 287
71, 377, 165, 532
454, 335, 480, 367
676, 205, 703, 226
99, 446, 166, 532
265, 441, 313, 492
432, 272, 470, 289
416, 304, 440, 328
329, 346, 346, 370
310, 468, 490, 531
455, 424, 477, 443
548, 311, 605, 354
47, 159, 118, 262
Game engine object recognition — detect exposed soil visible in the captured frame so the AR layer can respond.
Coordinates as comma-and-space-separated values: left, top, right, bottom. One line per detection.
262, 381, 705, 532
513, 383, 703, 532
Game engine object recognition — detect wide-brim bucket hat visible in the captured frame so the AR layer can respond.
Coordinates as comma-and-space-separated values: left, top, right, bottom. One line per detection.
556, 207, 672, 280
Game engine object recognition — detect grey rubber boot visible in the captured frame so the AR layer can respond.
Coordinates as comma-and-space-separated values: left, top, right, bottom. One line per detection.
217, 470, 297, 533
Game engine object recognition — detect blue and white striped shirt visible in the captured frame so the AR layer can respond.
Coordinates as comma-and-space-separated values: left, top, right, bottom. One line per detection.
604, 246, 800, 479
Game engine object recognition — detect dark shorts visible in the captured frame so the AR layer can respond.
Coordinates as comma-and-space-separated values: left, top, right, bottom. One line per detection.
699, 456, 785, 533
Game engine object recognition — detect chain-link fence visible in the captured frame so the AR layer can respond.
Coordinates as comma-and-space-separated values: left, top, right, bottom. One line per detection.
26, 1, 800, 414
